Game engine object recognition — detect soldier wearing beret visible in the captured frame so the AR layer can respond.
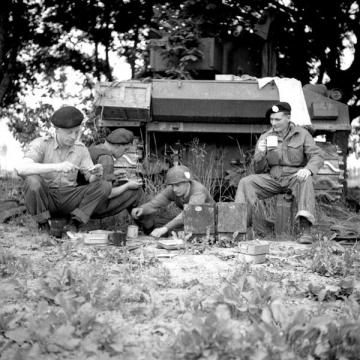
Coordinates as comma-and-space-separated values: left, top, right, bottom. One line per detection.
235, 102, 324, 244
132, 165, 214, 238
89, 128, 135, 183
88, 128, 143, 222
16, 107, 141, 233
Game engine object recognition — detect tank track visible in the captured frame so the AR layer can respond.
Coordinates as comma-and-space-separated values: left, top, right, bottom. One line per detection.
314, 142, 345, 202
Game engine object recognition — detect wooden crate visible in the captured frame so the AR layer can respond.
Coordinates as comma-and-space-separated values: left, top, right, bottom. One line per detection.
183, 204, 215, 235
94, 81, 151, 125
274, 194, 296, 236
217, 202, 247, 234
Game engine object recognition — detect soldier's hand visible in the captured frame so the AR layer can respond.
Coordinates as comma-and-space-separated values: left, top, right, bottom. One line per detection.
131, 207, 143, 219
151, 226, 168, 238
257, 139, 267, 152
126, 179, 143, 190
114, 168, 126, 177
295, 168, 312, 181
57, 161, 79, 173
89, 164, 103, 177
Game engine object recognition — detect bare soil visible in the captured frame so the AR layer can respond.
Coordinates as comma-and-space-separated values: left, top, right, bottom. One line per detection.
1, 210, 360, 359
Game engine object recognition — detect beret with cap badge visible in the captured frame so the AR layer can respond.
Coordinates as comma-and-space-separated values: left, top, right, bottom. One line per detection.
265, 101, 291, 120
106, 128, 134, 145
51, 106, 84, 128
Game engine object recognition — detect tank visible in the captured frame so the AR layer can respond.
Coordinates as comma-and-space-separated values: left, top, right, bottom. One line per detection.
94, 78, 349, 201
93, 36, 350, 201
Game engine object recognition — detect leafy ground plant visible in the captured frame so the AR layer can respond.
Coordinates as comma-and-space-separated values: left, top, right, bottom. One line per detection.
310, 236, 360, 277
0, 248, 32, 278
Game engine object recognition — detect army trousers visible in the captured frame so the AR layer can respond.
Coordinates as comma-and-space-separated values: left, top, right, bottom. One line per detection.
93, 187, 143, 219
24, 175, 143, 224
235, 173, 316, 225
24, 175, 112, 224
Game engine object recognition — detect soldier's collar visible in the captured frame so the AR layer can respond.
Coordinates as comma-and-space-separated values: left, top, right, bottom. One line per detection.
53, 135, 76, 152
53, 135, 61, 149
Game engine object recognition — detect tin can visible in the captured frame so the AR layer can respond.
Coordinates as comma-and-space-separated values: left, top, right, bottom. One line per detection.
108, 232, 127, 246
127, 225, 139, 239
49, 218, 67, 238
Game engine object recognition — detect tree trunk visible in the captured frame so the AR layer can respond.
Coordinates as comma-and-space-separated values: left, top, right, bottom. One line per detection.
130, 27, 140, 79
0, 0, 10, 105
94, 41, 100, 81
103, 3, 113, 82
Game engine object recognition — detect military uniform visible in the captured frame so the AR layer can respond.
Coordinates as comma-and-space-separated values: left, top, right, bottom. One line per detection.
235, 122, 323, 225
88, 144, 115, 182
139, 179, 215, 230
88, 131, 142, 218
23, 135, 112, 224
89, 128, 135, 182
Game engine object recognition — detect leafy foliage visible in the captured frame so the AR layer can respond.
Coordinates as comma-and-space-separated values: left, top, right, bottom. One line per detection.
310, 236, 360, 277
170, 265, 360, 360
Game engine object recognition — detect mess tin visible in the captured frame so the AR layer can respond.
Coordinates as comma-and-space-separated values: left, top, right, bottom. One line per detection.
266, 135, 278, 150
108, 232, 127, 246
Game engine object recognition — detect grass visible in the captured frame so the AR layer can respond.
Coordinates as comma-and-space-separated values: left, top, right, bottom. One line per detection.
0, 174, 24, 202
2, 210, 360, 359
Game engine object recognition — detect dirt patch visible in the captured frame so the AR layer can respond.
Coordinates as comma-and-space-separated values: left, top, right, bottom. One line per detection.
1, 219, 360, 359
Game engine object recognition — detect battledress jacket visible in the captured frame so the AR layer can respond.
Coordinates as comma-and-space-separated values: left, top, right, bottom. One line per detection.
253, 123, 324, 178
140, 180, 215, 230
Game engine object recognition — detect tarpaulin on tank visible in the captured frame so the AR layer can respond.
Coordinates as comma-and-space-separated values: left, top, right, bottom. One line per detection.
258, 77, 312, 126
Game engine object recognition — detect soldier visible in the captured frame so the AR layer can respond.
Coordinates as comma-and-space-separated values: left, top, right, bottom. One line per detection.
235, 102, 324, 244
89, 128, 143, 220
131, 165, 214, 238
89, 128, 135, 183
16, 106, 141, 233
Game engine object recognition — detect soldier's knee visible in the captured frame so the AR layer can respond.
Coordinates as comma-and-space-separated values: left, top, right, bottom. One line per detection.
238, 175, 252, 188
99, 180, 112, 197
24, 176, 43, 192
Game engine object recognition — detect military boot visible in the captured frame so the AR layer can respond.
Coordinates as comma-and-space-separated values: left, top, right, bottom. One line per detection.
297, 217, 313, 244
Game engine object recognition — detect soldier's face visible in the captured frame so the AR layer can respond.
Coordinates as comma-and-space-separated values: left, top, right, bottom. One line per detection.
171, 182, 190, 197
113, 144, 130, 158
56, 126, 81, 147
270, 112, 290, 133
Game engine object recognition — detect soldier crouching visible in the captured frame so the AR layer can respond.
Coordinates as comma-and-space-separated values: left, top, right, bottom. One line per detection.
16, 106, 141, 234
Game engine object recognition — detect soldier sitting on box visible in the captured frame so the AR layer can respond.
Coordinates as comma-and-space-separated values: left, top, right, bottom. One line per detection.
89, 128, 135, 184
131, 165, 215, 238
89, 128, 143, 221
16, 106, 142, 233
235, 102, 324, 244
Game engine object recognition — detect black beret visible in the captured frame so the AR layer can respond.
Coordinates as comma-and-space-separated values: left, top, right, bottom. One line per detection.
106, 129, 134, 144
265, 102, 291, 119
51, 106, 84, 128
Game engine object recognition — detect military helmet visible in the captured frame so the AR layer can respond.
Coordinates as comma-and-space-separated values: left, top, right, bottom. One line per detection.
166, 165, 192, 185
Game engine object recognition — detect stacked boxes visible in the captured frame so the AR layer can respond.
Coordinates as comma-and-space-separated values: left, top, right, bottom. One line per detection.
183, 204, 215, 235
217, 202, 247, 240
237, 240, 269, 264
183, 202, 247, 241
